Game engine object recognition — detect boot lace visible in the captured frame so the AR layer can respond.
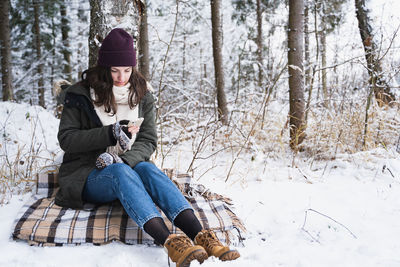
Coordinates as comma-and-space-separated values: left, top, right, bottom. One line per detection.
201, 230, 222, 250
168, 235, 192, 254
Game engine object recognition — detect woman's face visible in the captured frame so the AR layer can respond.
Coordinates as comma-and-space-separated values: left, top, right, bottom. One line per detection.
110, 66, 132, 87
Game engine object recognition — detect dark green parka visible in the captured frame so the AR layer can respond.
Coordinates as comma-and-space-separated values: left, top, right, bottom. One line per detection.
55, 83, 157, 209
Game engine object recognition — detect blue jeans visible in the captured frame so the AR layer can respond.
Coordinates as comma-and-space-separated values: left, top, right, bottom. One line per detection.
82, 162, 193, 229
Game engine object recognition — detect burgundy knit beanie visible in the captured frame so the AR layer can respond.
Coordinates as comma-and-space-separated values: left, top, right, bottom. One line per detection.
98, 28, 137, 67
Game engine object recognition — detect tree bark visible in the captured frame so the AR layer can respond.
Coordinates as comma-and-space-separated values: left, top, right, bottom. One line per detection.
320, 21, 328, 107
313, 1, 320, 101
210, 0, 228, 124
33, 0, 45, 107
256, 0, 263, 88
288, 0, 306, 150
182, 33, 186, 87
89, 0, 141, 68
355, 0, 395, 105
0, 0, 13, 101
76, 2, 87, 80
89, 0, 106, 68
50, 14, 56, 93
60, 0, 72, 82
138, 0, 150, 80
304, 0, 311, 92
304, 0, 312, 123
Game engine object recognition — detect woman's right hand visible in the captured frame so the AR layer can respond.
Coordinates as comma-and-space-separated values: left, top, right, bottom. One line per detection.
128, 125, 140, 135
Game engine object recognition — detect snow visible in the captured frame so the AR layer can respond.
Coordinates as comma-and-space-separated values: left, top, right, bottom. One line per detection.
2, 0, 400, 266
0, 101, 400, 266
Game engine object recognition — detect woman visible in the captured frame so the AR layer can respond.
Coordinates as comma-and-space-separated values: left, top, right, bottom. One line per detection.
56, 28, 239, 267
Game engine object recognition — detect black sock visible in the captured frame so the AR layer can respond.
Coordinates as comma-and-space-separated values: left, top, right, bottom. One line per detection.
173, 209, 203, 240
143, 217, 170, 245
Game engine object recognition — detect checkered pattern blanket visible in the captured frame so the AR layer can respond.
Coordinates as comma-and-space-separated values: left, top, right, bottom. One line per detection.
12, 167, 245, 246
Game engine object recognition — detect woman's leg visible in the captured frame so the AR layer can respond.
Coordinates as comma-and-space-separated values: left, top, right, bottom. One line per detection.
133, 162, 193, 223
133, 162, 204, 240
174, 209, 203, 240
142, 217, 170, 245
132, 162, 240, 262
83, 163, 170, 244
83, 163, 209, 265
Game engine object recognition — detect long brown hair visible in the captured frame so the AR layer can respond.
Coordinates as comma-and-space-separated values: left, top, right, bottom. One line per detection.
80, 65, 148, 114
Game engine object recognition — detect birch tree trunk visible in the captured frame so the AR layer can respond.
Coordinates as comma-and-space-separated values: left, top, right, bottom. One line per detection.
288, 0, 306, 150
210, 0, 228, 124
89, 0, 141, 68
0, 0, 13, 101
355, 0, 395, 105
138, 0, 150, 80
33, 0, 45, 107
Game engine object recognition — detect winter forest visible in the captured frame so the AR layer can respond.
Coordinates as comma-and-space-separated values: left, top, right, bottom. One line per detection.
1, 0, 400, 266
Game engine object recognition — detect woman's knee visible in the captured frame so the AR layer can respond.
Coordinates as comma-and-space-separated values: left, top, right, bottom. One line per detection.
106, 163, 144, 186
134, 161, 157, 173
134, 162, 172, 187
105, 162, 132, 174
105, 163, 139, 182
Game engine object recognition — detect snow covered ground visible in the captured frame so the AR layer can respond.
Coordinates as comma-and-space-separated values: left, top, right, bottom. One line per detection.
1, 101, 400, 267
2, 0, 400, 265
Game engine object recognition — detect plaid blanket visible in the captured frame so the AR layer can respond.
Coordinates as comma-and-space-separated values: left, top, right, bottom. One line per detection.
12, 167, 245, 246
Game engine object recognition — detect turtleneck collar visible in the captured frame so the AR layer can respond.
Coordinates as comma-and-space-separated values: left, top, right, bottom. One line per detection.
112, 82, 131, 104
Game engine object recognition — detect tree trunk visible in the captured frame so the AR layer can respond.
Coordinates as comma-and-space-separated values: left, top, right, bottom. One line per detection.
319, 2, 328, 107
304, 0, 311, 93
182, 33, 186, 88
304, 0, 313, 123
355, 0, 395, 105
60, 0, 72, 82
288, 0, 306, 150
210, 0, 228, 124
138, 0, 150, 80
256, 0, 263, 88
50, 14, 56, 94
320, 24, 328, 107
313, 1, 320, 102
89, 0, 141, 68
0, 0, 13, 101
77, 2, 86, 80
33, 0, 45, 107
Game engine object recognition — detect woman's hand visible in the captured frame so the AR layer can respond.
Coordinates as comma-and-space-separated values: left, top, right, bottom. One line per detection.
111, 120, 132, 150
95, 152, 123, 169
128, 126, 140, 135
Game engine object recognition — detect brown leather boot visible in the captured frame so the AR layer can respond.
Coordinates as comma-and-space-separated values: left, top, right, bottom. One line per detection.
164, 234, 208, 267
194, 229, 240, 261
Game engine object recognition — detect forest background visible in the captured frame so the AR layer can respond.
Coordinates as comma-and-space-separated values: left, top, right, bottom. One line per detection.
0, 0, 400, 266
0, 0, 399, 208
